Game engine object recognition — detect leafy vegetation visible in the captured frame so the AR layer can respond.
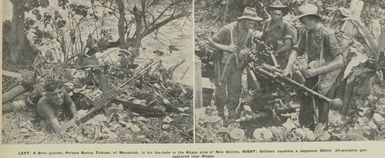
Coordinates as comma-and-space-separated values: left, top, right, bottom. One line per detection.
195, 0, 385, 142
2, 0, 193, 144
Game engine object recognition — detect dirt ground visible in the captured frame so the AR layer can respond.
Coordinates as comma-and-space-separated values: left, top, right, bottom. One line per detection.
2, 99, 193, 144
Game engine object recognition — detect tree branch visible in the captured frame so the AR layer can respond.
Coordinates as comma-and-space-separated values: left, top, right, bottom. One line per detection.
142, 0, 148, 29
93, 0, 191, 55
143, 11, 191, 38
150, 1, 179, 26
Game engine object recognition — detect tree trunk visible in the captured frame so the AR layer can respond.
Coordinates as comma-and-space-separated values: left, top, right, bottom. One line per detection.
105, 0, 190, 57
115, 0, 127, 49
9, 0, 26, 63
131, 4, 143, 57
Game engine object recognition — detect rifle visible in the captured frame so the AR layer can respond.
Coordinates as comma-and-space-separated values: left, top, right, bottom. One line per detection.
249, 63, 343, 108
76, 60, 163, 125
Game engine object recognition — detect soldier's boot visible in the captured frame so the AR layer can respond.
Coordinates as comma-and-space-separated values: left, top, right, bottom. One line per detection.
224, 109, 238, 127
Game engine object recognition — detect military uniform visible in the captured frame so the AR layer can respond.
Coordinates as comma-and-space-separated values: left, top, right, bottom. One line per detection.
212, 21, 252, 118
250, 1, 297, 113
295, 25, 342, 128
261, 19, 296, 69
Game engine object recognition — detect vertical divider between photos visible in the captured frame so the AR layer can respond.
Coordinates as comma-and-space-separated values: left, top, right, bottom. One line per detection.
0, 0, 3, 142
192, 0, 196, 144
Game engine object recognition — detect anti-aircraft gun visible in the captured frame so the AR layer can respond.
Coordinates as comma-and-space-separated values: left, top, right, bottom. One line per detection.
238, 39, 343, 122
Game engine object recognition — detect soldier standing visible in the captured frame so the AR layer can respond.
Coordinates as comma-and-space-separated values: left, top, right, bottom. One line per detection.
249, 1, 297, 113
209, 7, 263, 121
286, 4, 344, 131
261, 0, 297, 71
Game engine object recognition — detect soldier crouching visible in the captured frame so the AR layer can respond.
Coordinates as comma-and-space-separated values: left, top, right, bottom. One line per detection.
37, 79, 77, 134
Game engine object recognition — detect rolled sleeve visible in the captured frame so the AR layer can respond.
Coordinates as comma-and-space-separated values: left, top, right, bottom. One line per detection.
293, 31, 306, 56
325, 31, 341, 58
213, 25, 230, 45
283, 23, 297, 44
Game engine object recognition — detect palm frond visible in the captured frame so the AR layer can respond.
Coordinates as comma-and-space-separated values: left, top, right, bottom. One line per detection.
348, 19, 380, 62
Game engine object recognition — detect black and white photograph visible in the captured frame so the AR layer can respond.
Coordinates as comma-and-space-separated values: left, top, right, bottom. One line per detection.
195, 0, 385, 143
1, 0, 385, 157
2, 0, 193, 144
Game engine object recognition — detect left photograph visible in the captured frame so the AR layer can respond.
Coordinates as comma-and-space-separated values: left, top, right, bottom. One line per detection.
2, 0, 193, 144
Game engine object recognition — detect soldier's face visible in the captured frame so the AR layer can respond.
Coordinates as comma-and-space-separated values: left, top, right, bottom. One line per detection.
241, 19, 256, 30
271, 10, 283, 20
47, 88, 64, 105
299, 16, 317, 30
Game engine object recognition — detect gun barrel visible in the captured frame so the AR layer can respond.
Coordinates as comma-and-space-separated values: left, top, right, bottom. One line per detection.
246, 67, 261, 89
252, 64, 342, 107
118, 60, 160, 89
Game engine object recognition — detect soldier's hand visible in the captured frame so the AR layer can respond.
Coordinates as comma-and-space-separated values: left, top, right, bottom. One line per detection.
227, 44, 238, 53
62, 119, 77, 132
253, 31, 263, 39
302, 69, 317, 78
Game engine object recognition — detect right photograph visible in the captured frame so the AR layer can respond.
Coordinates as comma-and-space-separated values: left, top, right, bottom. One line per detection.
194, 0, 385, 143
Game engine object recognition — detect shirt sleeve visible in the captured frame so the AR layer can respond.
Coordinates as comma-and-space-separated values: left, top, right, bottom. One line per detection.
260, 21, 268, 41
284, 23, 297, 44
325, 30, 341, 58
213, 24, 230, 45
293, 29, 306, 56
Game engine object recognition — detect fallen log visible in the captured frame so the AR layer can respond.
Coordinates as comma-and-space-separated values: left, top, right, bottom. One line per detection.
2, 85, 29, 105
2, 71, 35, 104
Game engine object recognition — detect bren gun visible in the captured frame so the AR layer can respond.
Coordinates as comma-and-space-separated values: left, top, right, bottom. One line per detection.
76, 60, 164, 125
